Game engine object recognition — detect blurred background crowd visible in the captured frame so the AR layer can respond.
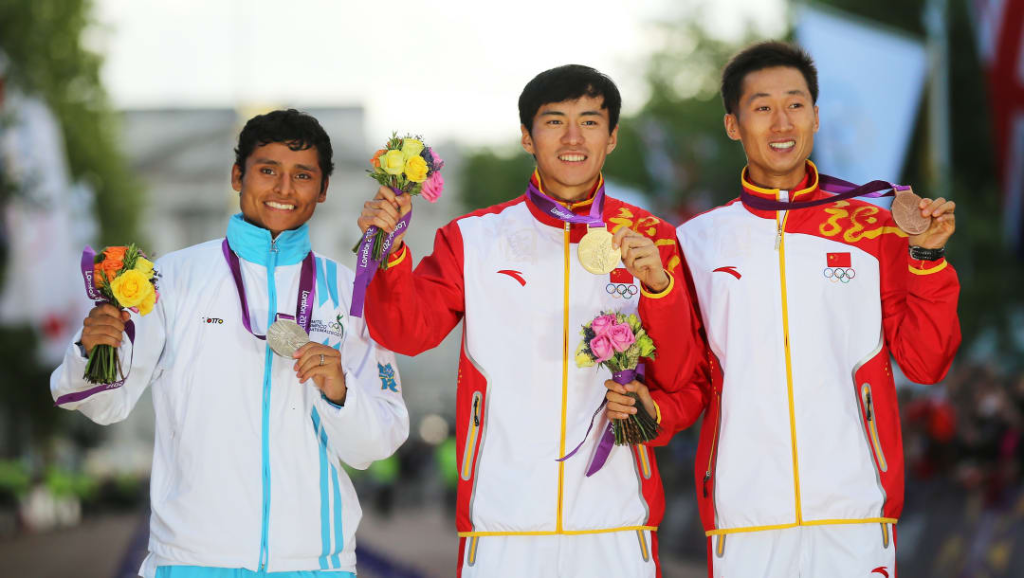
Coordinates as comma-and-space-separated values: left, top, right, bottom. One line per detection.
0, 0, 1021, 576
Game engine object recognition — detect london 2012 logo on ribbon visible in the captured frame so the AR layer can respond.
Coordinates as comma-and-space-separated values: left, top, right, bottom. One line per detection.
823, 252, 855, 284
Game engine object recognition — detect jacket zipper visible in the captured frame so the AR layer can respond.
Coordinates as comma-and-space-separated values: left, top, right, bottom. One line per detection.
461, 392, 483, 480
258, 238, 279, 571
702, 391, 721, 499
556, 220, 571, 533
776, 197, 803, 525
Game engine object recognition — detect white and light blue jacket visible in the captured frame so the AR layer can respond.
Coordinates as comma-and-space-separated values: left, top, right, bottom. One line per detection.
50, 215, 409, 577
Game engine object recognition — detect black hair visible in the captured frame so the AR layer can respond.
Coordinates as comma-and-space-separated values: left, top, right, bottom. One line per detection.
721, 41, 819, 115
234, 109, 334, 190
518, 64, 622, 133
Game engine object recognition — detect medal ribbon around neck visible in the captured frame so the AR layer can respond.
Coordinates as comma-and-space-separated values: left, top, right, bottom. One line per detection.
525, 172, 607, 229
221, 238, 317, 339
740, 170, 910, 212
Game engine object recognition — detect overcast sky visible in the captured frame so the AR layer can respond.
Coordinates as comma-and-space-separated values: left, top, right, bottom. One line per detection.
91, 0, 786, 147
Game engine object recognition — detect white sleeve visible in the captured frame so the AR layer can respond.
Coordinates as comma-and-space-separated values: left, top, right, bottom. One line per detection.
315, 319, 409, 470
49, 291, 168, 426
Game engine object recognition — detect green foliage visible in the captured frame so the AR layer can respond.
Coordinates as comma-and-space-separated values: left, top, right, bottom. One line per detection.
0, 0, 144, 245
461, 146, 536, 210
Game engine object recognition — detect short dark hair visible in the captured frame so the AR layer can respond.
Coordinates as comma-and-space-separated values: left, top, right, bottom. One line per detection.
721, 41, 818, 115
518, 64, 622, 133
234, 109, 335, 188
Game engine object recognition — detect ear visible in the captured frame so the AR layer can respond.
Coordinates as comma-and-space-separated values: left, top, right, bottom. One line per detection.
813, 105, 820, 133
724, 114, 741, 142
231, 164, 243, 192
318, 177, 329, 203
605, 124, 619, 155
520, 125, 535, 156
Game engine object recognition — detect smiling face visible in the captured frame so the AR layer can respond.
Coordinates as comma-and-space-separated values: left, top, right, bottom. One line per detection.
724, 66, 819, 190
232, 141, 328, 236
521, 95, 618, 202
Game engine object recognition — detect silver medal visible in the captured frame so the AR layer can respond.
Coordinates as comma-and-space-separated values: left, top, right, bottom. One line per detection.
267, 319, 310, 358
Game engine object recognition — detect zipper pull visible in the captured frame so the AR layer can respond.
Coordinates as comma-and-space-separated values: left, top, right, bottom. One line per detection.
703, 471, 711, 497
774, 223, 782, 251
473, 396, 480, 427
565, 221, 571, 232
270, 237, 279, 253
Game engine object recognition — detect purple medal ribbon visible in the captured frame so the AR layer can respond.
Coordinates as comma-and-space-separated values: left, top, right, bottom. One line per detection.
557, 367, 641, 477
350, 188, 413, 318
221, 238, 317, 337
55, 247, 138, 405
525, 178, 607, 229
740, 172, 910, 212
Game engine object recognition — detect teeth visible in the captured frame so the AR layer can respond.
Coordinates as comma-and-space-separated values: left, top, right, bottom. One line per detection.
769, 141, 795, 150
559, 154, 586, 162
266, 201, 295, 210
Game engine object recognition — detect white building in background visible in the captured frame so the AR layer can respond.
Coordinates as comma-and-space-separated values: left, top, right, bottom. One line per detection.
95, 106, 463, 476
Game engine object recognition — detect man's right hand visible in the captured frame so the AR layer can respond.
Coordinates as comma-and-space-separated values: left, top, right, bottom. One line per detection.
81, 304, 130, 355
357, 186, 413, 253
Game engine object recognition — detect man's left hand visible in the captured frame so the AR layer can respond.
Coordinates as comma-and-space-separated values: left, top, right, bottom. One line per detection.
612, 228, 670, 293
909, 197, 956, 249
294, 343, 346, 405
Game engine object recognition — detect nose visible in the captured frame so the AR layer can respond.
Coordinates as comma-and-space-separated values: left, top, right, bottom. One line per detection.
562, 121, 583, 145
772, 109, 794, 133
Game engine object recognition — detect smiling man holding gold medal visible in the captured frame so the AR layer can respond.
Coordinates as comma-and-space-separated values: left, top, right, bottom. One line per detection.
358, 65, 704, 577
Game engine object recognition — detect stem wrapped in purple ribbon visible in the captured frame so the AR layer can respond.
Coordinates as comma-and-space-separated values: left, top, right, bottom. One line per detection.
350, 133, 445, 318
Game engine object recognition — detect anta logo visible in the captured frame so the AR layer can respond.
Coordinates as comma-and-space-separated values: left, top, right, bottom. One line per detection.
871, 567, 889, 578
497, 269, 526, 286
824, 252, 856, 284
713, 266, 741, 279
201, 317, 224, 324
378, 362, 399, 392
607, 267, 637, 299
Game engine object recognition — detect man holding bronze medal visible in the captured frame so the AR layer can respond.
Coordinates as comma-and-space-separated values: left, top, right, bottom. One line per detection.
605, 42, 961, 576
358, 65, 703, 576
50, 110, 409, 577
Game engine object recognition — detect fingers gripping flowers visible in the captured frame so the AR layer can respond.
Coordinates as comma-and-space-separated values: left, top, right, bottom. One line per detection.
82, 244, 161, 384
576, 311, 658, 446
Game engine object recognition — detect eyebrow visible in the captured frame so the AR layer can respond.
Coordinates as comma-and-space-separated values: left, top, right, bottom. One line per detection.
538, 110, 604, 118
295, 163, 319, 173
746, 89, 809, 104
252, 158, 319, 173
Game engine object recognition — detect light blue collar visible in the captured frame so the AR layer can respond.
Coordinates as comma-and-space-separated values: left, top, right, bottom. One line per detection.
226, 213, 311, 266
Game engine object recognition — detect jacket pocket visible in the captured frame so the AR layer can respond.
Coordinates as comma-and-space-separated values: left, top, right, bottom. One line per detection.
461, 391, 483, 481
860, 383, 888, 472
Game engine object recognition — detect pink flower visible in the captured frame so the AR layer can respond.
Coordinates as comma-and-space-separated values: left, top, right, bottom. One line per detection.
590, 334, 614, 363
421, 171, 444, 203
607, 323, 636, 353
590, 314, 616, 336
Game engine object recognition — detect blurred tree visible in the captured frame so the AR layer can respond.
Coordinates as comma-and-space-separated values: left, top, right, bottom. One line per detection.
0, 0, 143, 245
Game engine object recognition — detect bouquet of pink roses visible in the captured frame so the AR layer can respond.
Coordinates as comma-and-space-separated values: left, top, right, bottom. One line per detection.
575, 311, 658, 445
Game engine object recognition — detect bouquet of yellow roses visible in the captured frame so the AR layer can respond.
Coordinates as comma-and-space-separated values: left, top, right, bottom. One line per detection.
350, 133, 444, 317
81, 244, 160, 385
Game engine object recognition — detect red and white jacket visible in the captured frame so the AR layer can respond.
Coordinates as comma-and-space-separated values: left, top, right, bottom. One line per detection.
365, 176, 702, 546
652, 162, 961, 539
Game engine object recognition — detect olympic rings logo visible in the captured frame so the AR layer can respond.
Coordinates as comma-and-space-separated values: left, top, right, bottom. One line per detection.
823, 267, 856, 284
606, 283, 639, 298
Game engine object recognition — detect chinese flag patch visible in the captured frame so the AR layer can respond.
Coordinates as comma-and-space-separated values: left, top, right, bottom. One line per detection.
610, 268, 632, 283
827, 252, 851, 267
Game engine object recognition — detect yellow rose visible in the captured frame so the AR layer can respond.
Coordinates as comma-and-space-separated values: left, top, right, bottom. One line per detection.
137, 289, 157, 316
110, 269, 154, 308
401, 138, 424, 160
404, 155, 429, 183
134, 257, 154, 277
380, 150, 405, 176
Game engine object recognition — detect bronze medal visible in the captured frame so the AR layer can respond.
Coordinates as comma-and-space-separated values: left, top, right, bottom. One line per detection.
577, 227, 621, 275
891, 187, 931, 235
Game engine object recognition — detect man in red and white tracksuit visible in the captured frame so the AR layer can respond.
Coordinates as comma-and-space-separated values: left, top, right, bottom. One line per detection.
604, 42, 961, 577
357, 65, 703, 577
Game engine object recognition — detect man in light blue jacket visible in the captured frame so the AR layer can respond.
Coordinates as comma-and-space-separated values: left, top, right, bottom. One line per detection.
51, 109, 409, 578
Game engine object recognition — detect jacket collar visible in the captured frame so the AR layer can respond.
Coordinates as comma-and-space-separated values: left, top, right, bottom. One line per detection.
226, 213, 311, 266
740, 161, 820, 219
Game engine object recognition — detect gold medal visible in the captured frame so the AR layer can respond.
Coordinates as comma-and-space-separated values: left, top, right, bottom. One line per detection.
577, 227, 621, 275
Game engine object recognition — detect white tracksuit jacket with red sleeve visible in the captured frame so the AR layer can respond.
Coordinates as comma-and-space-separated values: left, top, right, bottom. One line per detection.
364, 176, 704, 561
650, 162, 961, 540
